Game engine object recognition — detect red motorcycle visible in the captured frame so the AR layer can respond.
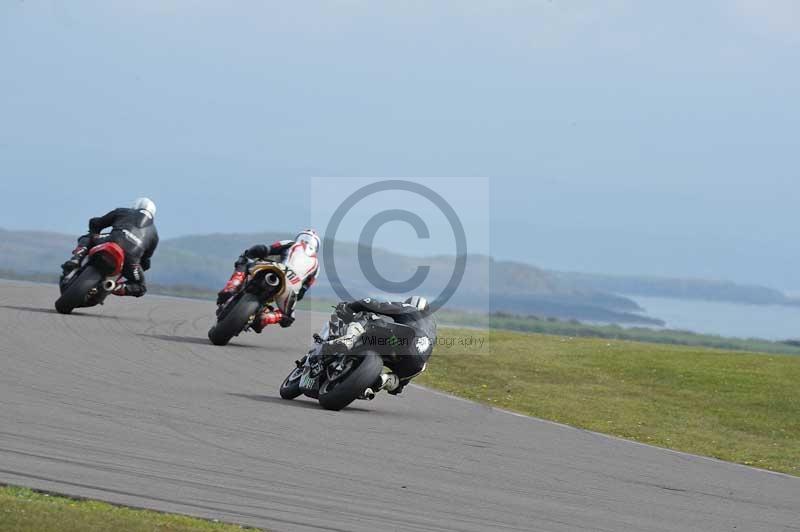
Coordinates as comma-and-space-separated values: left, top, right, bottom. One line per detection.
55, 240, 126, 314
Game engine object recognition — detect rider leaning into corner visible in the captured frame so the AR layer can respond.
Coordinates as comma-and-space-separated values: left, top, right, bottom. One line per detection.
217, 229, 320, 332
62, 197, 159, 298
329, 295, 436, 396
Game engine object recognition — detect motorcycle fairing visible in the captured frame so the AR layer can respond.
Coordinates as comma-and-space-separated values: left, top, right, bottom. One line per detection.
88, 241, 126, 277
272, 244, 318, 314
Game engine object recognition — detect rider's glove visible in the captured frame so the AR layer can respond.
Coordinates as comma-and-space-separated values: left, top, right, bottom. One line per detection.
329, 322, 365, 352
335, 302, 356, 322
279, 313, 295, 328
234, 254, 252, 270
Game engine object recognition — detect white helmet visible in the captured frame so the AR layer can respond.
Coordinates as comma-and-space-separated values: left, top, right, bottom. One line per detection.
132, 197, 156, 218
295, 228, 321, 255
405, 296, 429, 312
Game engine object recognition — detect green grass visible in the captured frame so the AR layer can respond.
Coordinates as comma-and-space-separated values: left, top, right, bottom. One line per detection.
419, 328, 800, 475
0, 486, 260, 532
436, 309, 800, 355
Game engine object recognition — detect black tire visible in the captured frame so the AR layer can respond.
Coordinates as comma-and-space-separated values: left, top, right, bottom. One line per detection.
318, 352, 383, 411
55, 266, 103, 315
279, 366, 304, 400
208, 293, 262, 346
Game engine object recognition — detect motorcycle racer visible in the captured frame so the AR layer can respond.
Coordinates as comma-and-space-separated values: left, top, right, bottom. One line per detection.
61, 198, 159, 298
327, 295, 435, 396
217, 229, 320, 331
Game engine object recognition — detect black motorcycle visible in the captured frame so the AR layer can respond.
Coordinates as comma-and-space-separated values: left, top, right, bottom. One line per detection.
55, 238, 127, 315
279, 301, 436, 411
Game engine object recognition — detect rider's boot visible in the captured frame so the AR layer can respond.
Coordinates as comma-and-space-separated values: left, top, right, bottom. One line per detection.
112, 283, 145, 298
217, 271, 246, 305
61, 246, 88, 274
251, 308, 283, 334
376, 373, 401, 393
360, 388, 376, 400
361, 373, 401, 400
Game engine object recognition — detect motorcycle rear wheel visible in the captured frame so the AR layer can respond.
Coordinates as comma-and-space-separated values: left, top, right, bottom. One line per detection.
55, 266, 103, 315
318, 352, 383, 411
208, 292, 262, 346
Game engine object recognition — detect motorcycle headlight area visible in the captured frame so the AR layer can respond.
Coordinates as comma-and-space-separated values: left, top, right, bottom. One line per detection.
415, 336, 432, 354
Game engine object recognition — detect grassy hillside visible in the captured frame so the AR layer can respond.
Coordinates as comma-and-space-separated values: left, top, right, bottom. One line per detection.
3, 231, 797, 322
421, 328, 800, 475
0, 229, 75, 274
0, 229, 658, 324
3, 270, 796, 354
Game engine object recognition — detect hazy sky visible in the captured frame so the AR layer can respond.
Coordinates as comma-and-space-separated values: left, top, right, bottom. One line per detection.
1, 1, 798, 289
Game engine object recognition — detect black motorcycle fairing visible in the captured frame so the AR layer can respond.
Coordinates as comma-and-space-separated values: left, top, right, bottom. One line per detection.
282, 298, 438, 409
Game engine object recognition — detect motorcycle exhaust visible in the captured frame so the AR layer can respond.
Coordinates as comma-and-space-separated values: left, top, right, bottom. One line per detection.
264, 272, 280, 287
102, 279, 117, 292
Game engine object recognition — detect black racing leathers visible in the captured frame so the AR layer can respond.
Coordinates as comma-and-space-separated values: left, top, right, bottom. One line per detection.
81, 208, 159, 297
336, 299, 436, 391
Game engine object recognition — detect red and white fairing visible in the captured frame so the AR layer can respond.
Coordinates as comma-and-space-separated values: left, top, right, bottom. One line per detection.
272, 239, 318, 314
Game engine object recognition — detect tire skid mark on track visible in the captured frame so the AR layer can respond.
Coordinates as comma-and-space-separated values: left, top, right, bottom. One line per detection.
136, 303, 268, 388
5, 428, 532, 532
154, 418, 612, 532
0, 433, 350, 497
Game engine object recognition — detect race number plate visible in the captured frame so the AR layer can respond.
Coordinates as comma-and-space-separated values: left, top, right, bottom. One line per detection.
299, 369, 317, 391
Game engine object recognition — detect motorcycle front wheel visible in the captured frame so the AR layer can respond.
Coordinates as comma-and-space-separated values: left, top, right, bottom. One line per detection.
55, 266, 103, 315
208, 292, 262, 346
318, 352, 383, 411
279, 365, 304, 400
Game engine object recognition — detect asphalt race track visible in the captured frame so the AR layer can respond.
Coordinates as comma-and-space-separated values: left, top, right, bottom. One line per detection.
1, 280, 798, 532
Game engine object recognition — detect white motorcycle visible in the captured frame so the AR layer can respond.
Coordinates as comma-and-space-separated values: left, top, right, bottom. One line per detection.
208, 242, 317, 346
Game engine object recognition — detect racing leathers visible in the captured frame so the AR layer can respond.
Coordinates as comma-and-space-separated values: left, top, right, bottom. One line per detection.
329, 298, 436, 395
217, 240, 319, 330
62, 208, 159, 297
